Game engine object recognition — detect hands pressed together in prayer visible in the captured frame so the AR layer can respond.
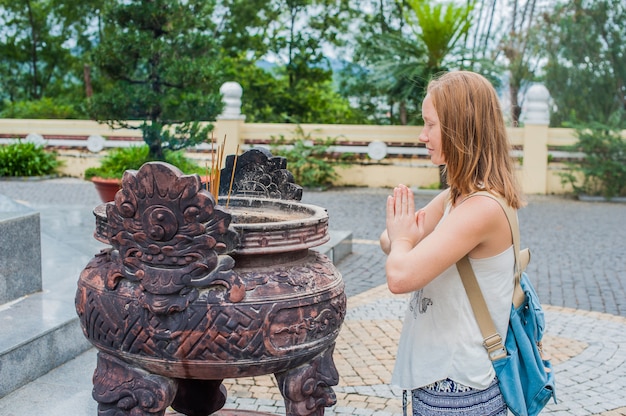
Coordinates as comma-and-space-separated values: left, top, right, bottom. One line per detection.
385, 184, 426, 251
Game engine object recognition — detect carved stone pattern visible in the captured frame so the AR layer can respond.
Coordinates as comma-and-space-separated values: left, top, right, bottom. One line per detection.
235, 250, 339, 293
219, 148, 303, 200
238, 222, 328, 252
103, 162, 243, 315
268, 294, 347, 353
78, 277, 344, 363
276, 344, 340, 416
77, 244, 344, 363
92, 352, 177, 416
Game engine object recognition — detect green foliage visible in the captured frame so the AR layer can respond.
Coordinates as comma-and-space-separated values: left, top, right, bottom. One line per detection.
234, 0, 358, 124
496, 0, 543, 125
352, 32, 428, 124
215, 0, 276, 57
0, 141, 61, 177
349, 0, 475, 125
336, 63, 389, 125
337, 0, 407, 124
266, 77, 364, 124
560, 124, 626, 199
269, 126, 350, 189
84, 145, 204, 180
0, 98, 84, 119
406, 0, 474, 70
539, 0, 626, 128
0, 0, 98, 104
263, 0, 353, 94
88, 0, 224, 161
225, 55, 363, 124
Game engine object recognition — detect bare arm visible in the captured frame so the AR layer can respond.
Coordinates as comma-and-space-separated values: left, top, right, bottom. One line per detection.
384, 187, 511, 294
379, 186, 448, 255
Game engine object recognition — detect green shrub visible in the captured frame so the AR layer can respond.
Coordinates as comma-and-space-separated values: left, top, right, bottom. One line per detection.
560, 123, 626, 199
0, 140, 61, 177
85, 145, 204, 180
269, 126, 351, 189
0, 98, 84, 119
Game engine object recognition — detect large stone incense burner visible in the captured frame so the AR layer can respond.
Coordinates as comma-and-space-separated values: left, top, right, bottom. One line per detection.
75, 149, 346, 416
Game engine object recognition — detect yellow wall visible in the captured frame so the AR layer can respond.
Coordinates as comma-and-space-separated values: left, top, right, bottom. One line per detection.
0, 118, 605, 195
335, 163, 441, 189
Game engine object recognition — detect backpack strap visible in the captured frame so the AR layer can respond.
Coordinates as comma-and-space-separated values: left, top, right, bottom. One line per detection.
457, 255, 507, 361
456, 192, 530, 361
462, 191, 529, 307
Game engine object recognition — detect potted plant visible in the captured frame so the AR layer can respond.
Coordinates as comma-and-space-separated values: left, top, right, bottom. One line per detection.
560, 122, 626, 201
269, 126, 353, 190
85, 145, 205, 202
86, 0, 225, 201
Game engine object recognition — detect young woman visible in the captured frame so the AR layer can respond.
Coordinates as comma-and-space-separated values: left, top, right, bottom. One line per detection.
380, 71, 525, 415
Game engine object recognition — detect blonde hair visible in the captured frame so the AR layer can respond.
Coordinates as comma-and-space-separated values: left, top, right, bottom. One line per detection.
427, 71, 525, 208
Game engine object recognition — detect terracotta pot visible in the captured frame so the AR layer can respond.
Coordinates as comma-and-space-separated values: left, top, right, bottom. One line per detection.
91, 177, 121, 202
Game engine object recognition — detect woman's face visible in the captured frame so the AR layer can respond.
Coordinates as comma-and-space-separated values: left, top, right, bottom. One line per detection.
419, 94, 445, 165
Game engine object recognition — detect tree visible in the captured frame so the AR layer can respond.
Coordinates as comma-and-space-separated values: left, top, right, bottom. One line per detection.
209, 0, 361, 123
462, 0, 552, 125
209, 0, 285, 122
0, 0, 101, 112
407, 0, 473, 73
260, 0, 358, 123
500, 0, 540, 126
352, 31, 428, 125
344, 0, 425, 125
538, 0, 626, 127
88, 0, 225, 161
405, 0, 475, 105
214, 0, 278, 59
348, 0, 474, 125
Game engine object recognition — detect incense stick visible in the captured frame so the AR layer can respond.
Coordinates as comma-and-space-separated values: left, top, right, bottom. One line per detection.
226, 144, 240, 208
205, 133, 238, 206
205, 162, 209, 192
210, 132, 217, 198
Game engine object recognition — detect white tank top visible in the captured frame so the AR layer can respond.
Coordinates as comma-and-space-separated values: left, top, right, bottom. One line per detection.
391, 205, 515, 390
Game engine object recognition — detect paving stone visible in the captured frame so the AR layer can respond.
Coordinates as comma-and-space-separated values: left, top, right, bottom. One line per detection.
0, 180, 625, 415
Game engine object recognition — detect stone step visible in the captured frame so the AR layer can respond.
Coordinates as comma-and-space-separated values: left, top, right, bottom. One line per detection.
0, 206, 100, 399
0, 289, 92, 399
0, 198, 96, 399
316, 229, 353, 264
0, 195, 42, 305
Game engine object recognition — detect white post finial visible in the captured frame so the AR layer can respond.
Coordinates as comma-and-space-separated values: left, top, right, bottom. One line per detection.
218, 82, 245, 120
522, 83, 551, 126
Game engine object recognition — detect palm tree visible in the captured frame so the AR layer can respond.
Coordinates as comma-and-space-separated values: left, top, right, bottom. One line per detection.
363, 0, 475, 125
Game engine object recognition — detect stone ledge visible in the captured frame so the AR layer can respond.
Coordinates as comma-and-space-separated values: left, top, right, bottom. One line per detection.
0, 195, 42, 304
315, 230, 353, 264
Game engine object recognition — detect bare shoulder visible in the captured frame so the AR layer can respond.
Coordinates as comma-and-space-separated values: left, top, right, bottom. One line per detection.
461, 193, 506, 216
451, 193, 509, 232
453, 193, 512, 256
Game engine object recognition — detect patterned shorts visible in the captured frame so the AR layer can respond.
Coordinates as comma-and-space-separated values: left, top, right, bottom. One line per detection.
409, 377, 507, 416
